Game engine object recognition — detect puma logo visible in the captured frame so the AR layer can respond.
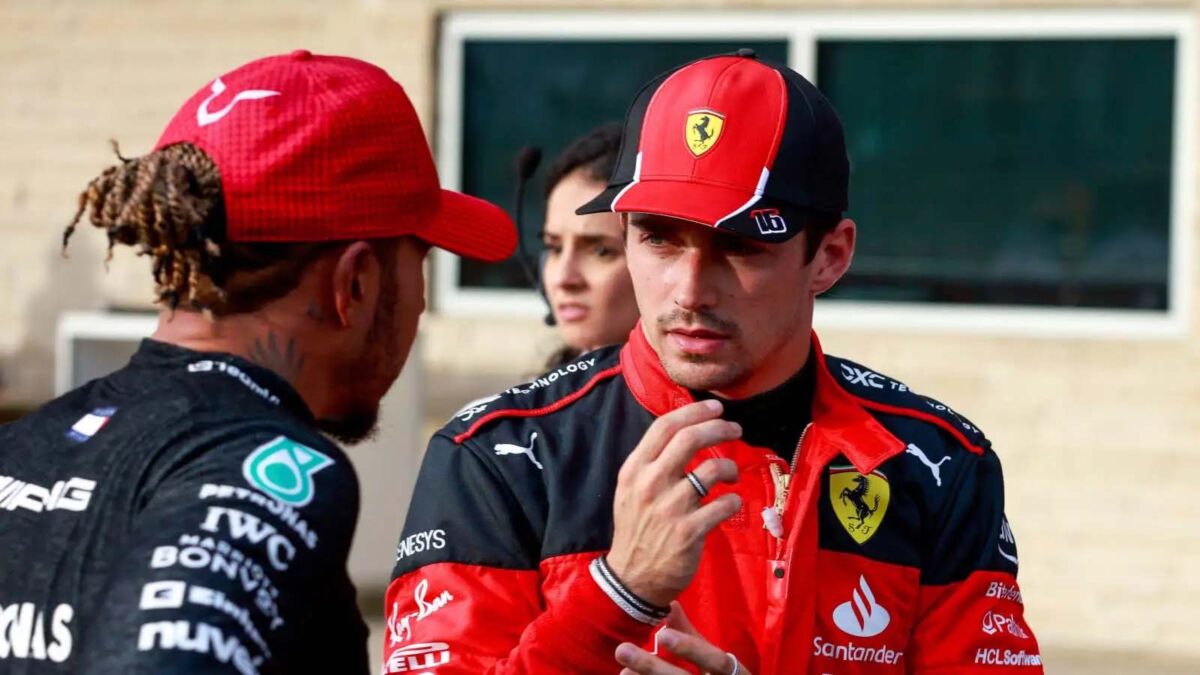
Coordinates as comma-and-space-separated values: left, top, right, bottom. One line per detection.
197, 77, 280, 127
905, 443, 951, 487
494, 432, 543, 471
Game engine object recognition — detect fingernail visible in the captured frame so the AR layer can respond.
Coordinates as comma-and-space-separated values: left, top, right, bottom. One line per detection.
658, 628, 678, 649
704, 399, 723, 412
615, 643, 637, 661
728, 421, 742, 434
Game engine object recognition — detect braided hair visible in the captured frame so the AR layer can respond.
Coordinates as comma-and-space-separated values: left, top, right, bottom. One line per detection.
63, 142, 387, 315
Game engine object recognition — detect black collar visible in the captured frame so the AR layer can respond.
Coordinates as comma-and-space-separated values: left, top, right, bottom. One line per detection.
130, 338, 315, 424
689, 352, 816, 464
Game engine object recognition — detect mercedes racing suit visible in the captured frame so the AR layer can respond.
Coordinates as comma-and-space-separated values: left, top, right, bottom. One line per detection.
385, 325, 1042, 674
0, 339, 368, 674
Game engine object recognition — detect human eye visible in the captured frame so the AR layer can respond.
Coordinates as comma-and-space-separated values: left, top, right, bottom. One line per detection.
638, 230, 669, 247
593, 244, 621, 259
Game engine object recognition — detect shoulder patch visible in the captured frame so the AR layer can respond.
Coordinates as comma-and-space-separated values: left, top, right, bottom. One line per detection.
242, 435, 335, 507
826, 356, 990, 454
447, 348, 623, 444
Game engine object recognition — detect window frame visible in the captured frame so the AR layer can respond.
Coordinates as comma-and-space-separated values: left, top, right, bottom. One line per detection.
434, 9, 1195, 340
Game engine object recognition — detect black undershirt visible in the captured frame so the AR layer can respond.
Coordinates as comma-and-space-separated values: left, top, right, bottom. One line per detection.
690, 351, 817, 466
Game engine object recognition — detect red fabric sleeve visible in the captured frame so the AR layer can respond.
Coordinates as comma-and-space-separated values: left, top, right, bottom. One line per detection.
382, 553, 658, 674
909, 571, 1042, 673
907, 445, 1043, 674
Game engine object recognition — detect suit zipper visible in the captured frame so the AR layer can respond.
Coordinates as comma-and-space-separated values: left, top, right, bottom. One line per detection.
766, 422, 811, 561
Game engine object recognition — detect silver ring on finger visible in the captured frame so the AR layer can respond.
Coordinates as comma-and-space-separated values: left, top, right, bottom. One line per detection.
685, 470, 709, 498
726, 652, 740, 675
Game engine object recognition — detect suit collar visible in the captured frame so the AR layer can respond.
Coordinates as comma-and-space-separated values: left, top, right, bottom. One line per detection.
620, 322, 905, 473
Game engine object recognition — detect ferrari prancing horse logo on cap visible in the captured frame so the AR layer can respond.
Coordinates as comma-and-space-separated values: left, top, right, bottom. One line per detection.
685, 110, 725, 157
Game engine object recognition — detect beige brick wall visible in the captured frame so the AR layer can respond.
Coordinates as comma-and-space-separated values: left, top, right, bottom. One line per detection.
2, 0, 1198, 662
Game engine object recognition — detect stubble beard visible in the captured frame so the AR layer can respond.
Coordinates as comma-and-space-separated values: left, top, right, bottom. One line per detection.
661, 355, 747, 392
317, 273, 401, 446
317, 347, 387, 446
656, 309, 747, 392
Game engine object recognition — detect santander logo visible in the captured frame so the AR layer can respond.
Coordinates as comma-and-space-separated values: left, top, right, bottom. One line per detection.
832, 575, 891, 638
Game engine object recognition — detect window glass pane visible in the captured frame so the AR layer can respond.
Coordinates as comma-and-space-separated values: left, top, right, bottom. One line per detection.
817, 39, 1175, 309
458, 39, 789, 289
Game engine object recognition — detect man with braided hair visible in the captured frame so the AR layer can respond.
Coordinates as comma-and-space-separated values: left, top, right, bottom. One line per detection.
0, 51, 515, 674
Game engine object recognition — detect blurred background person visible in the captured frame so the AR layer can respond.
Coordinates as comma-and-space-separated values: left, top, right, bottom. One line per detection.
540, 123, 639, 367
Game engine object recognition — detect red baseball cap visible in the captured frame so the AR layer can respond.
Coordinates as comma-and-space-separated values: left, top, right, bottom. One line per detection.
156, 50, 515, 261
578, 49, 849, 242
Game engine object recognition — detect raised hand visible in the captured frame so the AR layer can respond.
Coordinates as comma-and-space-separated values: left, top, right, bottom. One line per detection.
605, 399, 742, 607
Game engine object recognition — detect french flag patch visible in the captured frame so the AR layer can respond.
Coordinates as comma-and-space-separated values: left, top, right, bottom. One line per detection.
67, 407, 117, 443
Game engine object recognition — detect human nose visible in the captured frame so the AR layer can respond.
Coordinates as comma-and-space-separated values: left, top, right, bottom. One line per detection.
670, 248, 718, 311
549, 246, 586, 291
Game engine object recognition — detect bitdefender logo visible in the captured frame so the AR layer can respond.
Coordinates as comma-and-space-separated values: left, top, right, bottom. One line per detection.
833, 575, 891, 637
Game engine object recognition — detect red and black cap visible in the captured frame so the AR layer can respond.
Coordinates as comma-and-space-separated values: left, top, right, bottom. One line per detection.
156, 50, 516, 261
577, 49, 848, 242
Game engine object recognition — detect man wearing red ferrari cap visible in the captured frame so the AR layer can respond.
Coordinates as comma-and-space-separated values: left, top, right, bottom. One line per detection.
0, 50, 514, 674
385, 49, 1040, 674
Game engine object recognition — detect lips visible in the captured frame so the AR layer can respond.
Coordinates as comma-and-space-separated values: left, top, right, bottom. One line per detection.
665, 326, 730, 355
555, 303, 589, 323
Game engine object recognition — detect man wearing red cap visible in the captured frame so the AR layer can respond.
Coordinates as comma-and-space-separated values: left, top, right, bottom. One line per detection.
386, 49, 1040, 675
0, 51, 514, 674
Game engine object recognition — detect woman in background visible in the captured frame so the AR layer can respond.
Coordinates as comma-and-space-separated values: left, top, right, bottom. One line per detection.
541, 123, 640, 367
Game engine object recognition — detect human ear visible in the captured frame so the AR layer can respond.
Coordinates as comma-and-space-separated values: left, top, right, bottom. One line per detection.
810, 219, 856, 296
330, 241, 381, 330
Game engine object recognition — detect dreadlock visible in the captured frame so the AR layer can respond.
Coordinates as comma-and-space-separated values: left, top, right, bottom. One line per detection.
63, 142, 390, 316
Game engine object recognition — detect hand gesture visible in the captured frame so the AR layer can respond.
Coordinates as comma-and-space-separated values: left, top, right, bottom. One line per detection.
605, 400, 742, 607
615, 602, 750, 675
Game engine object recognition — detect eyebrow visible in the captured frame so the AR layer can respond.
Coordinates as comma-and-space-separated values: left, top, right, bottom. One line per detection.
629, 216, 770, 251
541, 232, 620, 246
626, 218, 674, 234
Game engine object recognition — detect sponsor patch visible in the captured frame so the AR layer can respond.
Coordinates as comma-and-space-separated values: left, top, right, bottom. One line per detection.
395, 529, 446, 563
493, 432, 544, 471
975, 648, 1042, 667
386, 642, 452, 674
387, 579, 455, 646
0, 603, 74, 663
242, 436, 333, 507
0, 476, 95, 513
985, 581, 1024, 605
832, 575, 891, 638
981, 610, 1030, 640
137, 620, 263, 675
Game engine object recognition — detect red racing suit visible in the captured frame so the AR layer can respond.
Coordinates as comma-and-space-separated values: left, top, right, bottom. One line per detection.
384, 327, 1042, 674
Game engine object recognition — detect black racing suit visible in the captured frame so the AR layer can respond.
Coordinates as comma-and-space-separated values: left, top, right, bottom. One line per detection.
0, 339, 367, 674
